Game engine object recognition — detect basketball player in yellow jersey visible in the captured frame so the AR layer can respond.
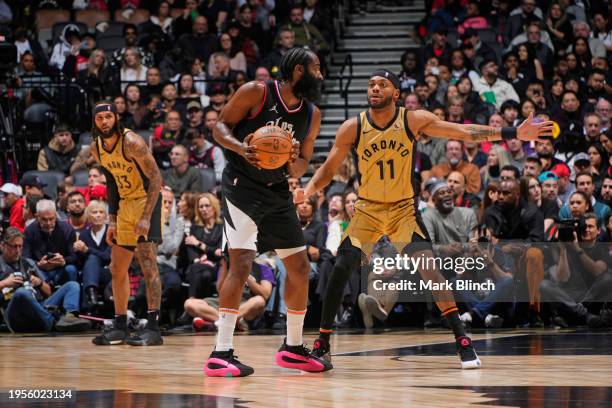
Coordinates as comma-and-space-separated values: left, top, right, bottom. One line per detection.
89, 101, 164, 346
297, 69, 554, 370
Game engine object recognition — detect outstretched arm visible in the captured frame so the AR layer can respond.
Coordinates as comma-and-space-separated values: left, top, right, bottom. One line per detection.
409, 110, 553, 143
125, 132, 162, 236
298, 117, 357, 202
287, 106, 321, 178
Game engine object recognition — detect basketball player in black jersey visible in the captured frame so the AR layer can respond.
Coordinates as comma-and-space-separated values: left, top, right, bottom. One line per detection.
296, 70, 553, 370
204, 48, 331, 377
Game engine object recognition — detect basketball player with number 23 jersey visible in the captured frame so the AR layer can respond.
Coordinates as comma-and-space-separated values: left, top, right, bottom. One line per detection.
90, 101, 164, 347
296, 69, 554, 370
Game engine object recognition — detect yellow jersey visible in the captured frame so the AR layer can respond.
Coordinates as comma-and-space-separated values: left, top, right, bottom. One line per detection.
96, 129, 147, 200
354, 107, 417, 203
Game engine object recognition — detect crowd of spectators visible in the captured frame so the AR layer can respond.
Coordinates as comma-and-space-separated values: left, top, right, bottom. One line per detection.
0, 0, 611, 333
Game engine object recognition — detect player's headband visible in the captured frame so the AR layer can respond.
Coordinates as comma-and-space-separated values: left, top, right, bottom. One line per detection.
94, 103, 117, 114
370, 69, 400, 90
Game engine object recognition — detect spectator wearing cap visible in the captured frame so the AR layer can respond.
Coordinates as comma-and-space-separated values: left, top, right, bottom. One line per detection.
152, 110, 184, 170
551, 163, 574, 205
178, 16, 217, 64
164, 144, 205, 200
431, 141, 481, 194
0, 183, 23, 230
9, 175, 47, 232
205, 85, 229, 115
263, 27, 295, 79
539, 171, 562, 208
186, 128, 226, 183
184, 100, 206, 135
461, 28, 497, 72
23, 200, 78, 286
419, 177, 440, 212
474, 59, 520, 110
420, 27, 453, 67
560, 172, 611, 226
36, 123, 79, 175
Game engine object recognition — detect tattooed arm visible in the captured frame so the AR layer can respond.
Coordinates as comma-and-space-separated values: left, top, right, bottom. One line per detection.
124, 131, 162, 237
91, 142, 119, 244
408, 110, 553, 143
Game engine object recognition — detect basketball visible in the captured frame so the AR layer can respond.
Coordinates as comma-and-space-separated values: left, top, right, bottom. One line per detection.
248, 125, 293, 170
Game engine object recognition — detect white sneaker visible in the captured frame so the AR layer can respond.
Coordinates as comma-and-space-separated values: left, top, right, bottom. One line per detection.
459, 312, 473, 324
484, 314, 503, 328
359, 293, 388, 329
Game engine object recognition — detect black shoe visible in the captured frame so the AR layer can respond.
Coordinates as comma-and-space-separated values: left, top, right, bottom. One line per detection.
92, 324, 128, 345
272, 313, 287, 330
587, 309, 612, 328
126, 328, 163, 346
456, 336, 482, 370
176, 311, 192, 326
275, 338, 333, 372
311, 338, 333, 370
204, 349, 254, 377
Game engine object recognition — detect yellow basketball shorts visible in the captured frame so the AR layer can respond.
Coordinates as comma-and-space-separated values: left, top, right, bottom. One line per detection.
116, 194, 163, 247
342, 197, 428, 256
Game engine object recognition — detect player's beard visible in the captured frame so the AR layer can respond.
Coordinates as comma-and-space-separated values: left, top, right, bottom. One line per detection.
95, 117, 118, 139
368, 93, 393, 110
293, 70, 322, 103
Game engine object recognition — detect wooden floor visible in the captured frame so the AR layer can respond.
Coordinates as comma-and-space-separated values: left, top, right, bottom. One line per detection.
1, 328, 612, 407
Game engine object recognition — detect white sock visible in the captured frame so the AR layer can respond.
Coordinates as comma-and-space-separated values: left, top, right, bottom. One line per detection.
215, 308, 238, 352
286, 308, 306, 346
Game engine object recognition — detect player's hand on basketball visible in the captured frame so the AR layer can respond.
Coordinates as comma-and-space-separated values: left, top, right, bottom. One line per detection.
241, 133, 261, 169
517, 112, 554, 142
106, 223, 117, 246
134, 218, 150, 239
288, 139, 300, 164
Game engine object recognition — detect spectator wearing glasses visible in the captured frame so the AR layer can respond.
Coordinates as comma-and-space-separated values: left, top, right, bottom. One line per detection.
0, 228, 90, 333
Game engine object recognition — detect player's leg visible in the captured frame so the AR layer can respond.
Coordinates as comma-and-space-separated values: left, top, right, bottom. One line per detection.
310, 238, 363, 367
204, 196, 257, 377
274, 247, 332, 372
405, 232, 481, 369
126, 241, 163, 346
92, 245, 134, 345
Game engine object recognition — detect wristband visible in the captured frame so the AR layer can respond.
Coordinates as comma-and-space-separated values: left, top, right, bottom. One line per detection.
501, 127, 517, 140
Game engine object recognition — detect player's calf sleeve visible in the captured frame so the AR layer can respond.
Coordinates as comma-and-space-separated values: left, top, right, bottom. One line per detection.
320, 241, 362, 335
442, 308, 466, 339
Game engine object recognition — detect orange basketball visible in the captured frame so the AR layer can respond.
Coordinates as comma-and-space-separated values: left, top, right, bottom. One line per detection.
249, 125, 293, 170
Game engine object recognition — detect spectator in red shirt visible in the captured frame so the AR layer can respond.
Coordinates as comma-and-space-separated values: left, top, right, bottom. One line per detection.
8, 175, 46, 232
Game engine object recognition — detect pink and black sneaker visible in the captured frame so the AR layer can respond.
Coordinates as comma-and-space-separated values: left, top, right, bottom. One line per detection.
456, 336, 481, 369
204, 349, 254, 377
275, 338, 333, 372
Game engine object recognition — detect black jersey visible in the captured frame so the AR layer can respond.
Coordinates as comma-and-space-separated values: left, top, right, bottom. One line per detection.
226, 80, 314, 185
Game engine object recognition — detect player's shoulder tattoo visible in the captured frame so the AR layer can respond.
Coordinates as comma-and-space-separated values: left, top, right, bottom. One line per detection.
124, 131, 149, 159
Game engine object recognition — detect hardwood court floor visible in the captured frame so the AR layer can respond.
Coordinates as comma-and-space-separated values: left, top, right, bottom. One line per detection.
1, 329, 611, 407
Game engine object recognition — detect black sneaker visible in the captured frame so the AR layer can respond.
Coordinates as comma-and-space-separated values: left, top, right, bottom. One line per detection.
311, 338, 333, 370
456, 336, 482, 369
92, 324, 128, 345
204, 349, 254, 377
275, 338, 333, 372
125, 328, 164, 346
